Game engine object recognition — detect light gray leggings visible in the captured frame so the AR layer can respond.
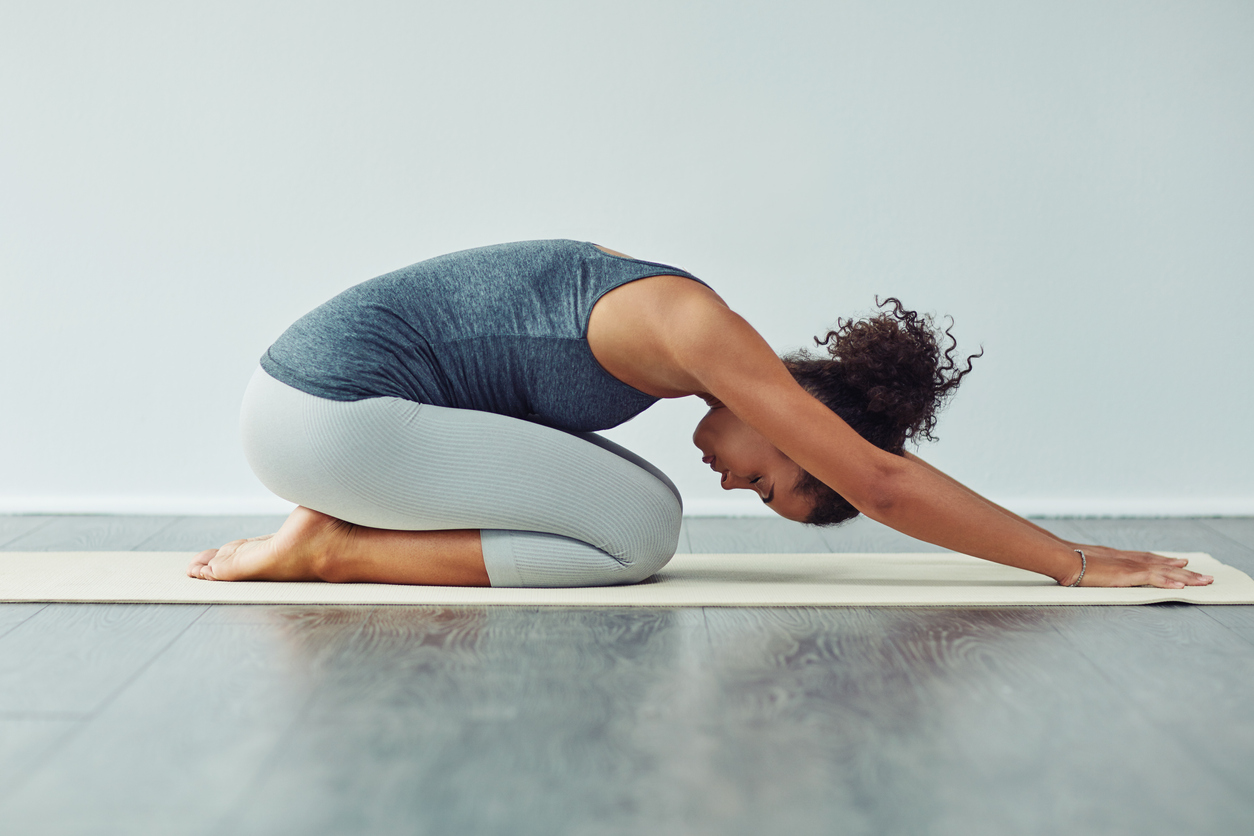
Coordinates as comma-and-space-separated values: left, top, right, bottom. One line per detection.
240, 366, 682, 587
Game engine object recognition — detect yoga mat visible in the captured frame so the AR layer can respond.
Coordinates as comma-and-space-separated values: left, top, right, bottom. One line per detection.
0, 551, 1249, 606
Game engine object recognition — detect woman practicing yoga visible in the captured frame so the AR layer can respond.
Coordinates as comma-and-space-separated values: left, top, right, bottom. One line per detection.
190, 239, 1212, 590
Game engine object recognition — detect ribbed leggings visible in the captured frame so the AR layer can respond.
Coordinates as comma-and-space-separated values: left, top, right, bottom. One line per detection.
239, 366, 683, 587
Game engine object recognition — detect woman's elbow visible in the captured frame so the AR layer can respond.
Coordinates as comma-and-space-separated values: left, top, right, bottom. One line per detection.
855, 486, 898, 521
847, 463, 907, 521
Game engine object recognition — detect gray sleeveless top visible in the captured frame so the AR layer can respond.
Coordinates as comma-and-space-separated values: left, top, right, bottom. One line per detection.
258, 239, 707, 433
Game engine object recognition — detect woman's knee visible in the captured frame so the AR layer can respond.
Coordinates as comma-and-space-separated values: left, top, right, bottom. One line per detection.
611, 487, 683, 583
487, 489, 681, 588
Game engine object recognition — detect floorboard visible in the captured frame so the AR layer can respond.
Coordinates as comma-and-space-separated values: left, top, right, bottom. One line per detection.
219, 607, 711, 836
1049, 604, 1254, 798
676, 518, 693, 553
0, 605, 206, 717
699, 606, 1250, 834
1, 515, 1253, 834
1200, 518, 1254, 551
0, 516, 55, 548
0, 718, 81, 795
1205, 604, 1254, 651
1, 609, 371, 835
130, 515, 292, 551
682, 514, 1094, 556
682, 516, 829, 552
819, 515, 951, 552
814, 515, 1094, 553
3, 515, 183, 551
0, 604, 46, 636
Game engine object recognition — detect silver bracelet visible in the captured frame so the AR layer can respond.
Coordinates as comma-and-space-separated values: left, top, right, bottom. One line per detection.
1066, 549, 1086, 587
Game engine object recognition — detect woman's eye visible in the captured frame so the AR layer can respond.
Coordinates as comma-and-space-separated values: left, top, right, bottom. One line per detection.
750, 477, 761, 484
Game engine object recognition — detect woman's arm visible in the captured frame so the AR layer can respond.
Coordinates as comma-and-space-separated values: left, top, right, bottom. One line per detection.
900, 450, 1070, 543
669, 297, 1210, 589
899, 450, 1196, 582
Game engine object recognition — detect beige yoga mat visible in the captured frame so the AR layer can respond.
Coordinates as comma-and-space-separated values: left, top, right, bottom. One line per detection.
0, 551, 1250, 606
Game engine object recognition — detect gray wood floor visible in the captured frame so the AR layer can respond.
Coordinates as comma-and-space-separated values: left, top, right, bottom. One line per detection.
2, 515, 1254, 835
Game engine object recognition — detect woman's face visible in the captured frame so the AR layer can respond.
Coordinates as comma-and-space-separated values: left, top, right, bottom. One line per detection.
692, 405, 814, 523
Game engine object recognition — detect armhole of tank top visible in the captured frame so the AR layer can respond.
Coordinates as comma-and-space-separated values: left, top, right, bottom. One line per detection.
586, 246, 711, 303
585, 241, 708, 286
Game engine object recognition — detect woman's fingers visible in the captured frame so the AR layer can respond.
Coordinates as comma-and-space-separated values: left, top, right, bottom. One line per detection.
1146, 566, 1212, 589
1134, 553, 1210, 586
1175, 568, 1213, 586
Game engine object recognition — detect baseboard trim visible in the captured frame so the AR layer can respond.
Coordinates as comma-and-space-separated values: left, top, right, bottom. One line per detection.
0, 495, 1250, 518
0, 496, 298, 515
681, 497, 1254, 518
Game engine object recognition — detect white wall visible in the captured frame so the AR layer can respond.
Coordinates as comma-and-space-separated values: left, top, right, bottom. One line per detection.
1, 0, 1250, 517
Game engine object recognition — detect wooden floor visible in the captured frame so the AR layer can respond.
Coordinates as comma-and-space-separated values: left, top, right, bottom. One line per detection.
2, 516, 1253, 835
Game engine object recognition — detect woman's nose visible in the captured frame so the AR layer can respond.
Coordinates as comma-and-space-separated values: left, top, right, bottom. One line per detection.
720, 472, 746, 491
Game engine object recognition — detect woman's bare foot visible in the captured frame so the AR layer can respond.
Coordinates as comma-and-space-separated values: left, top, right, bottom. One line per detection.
187, 506, 354, 582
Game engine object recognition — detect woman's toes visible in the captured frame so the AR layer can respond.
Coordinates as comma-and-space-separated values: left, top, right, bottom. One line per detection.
188, 548, 217, 579
189, 540, 248, 581
185, 520, 325, 583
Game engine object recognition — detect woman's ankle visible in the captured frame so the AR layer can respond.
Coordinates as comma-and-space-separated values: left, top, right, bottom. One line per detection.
306, 518, 360, 583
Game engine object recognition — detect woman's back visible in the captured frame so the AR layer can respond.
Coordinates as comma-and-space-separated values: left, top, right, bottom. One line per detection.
259, 239, 704, 431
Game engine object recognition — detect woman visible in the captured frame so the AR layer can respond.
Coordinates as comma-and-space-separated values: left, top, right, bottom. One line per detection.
190, 240, 1212, 590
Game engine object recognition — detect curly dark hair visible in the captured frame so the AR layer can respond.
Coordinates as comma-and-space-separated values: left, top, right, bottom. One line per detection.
785, 297, 982, 526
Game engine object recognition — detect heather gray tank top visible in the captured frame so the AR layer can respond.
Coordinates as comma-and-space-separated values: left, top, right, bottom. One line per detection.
259, 240, 707, 433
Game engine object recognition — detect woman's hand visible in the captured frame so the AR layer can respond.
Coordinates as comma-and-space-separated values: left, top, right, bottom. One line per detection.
1063, 544, 1214, 589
